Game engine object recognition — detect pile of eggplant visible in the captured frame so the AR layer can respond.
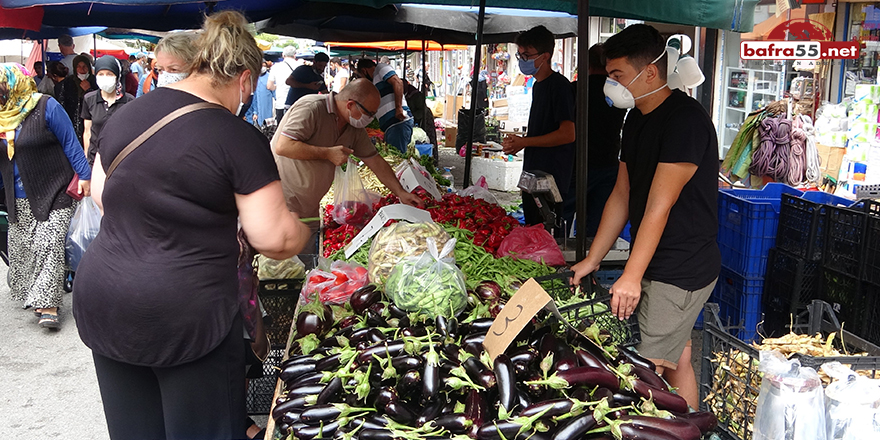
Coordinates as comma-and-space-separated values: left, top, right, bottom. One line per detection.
273, 285, 718, 440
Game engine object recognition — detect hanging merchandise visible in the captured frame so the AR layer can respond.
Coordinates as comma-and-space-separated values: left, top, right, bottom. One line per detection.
749, 115, 792, 183
789, 115, 822, 186
722, 100, 789, 186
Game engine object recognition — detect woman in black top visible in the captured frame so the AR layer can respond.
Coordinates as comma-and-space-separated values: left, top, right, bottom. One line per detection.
73, 11, 311, 440
55, 54, 97, 145
81, 56, 135, 165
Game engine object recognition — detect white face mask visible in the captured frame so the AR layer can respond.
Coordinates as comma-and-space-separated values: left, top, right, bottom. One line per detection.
96, 76, 116, 94
603, 51, 668, 109
157, 71, 188, 88
348, 104, 373, 128
77, 73, 89, 81
236, 79, 254, 119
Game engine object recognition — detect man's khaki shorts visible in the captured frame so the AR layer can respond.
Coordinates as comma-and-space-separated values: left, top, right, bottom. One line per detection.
635, 277, 717, 370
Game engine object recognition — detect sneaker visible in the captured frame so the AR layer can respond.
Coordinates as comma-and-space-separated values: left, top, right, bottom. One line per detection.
38, 313, 60, 329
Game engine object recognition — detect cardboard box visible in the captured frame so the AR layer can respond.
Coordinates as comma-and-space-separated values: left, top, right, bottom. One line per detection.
491, 98, 508, 108
817, 143, 846, 180
445, 126, 458, 147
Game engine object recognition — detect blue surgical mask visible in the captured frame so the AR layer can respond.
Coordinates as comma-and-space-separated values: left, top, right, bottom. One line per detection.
519, 58, 538, 76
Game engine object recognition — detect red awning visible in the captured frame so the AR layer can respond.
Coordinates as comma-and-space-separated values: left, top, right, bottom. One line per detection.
0, 6, 43, 32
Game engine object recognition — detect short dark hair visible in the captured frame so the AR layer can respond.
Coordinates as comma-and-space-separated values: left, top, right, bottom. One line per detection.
330, 57, 341, 65
356, 59, 376, 70
47, 61, 66, 77
588, 44, 605, 70
314, 52, 330, 63
58, 34, 73, 47
514, 25, 554, 55
602, 24, 667, 80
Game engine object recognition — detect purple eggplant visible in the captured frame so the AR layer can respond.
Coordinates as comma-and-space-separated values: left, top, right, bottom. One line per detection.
293, 421, 339, 440
279, 410, 302, 426
436, 315, 451, 338
464, 358, 497, 389
538, 334, 559, 360
617, 423, 687, 440
366, 310, 388, 327
570, 387, 591, 402
316, 376, 343, 405
349, 416, 388, 431
350, 285, 380, 314
280, 361, 317, 382
288, 371, 324, 389
529, 325, 552, 348
391, 355, 423, 371
360, 429, 394, 440
465, 389, 488, 438
612, 392, 639, 407
631, 364, 668, 391
401, 327, 428, 337
373, 386, 399, 409
592, 387, 615, 402
423, 358, 440, 402
550, 413, 597, 440
349, 327, 373, 345
272, 396, 311, 419
475, 281, 503, 301
300, 404, 342, 424
554, 345, 579, 372
530, 367, 619, 391
631, 380, 688, 414
295, 309, 329, 337
433, 413, 472, 434
575, 349, 609, 369
418, 397, 447, 427
279, 354, 313, 368
520, 398, 574, 418
357, 340, 406, 364
442, 343, 462, 361
494, 354, 516, 413
463, 332, 487, 346
509, 346, 539, 366
617, 416, 699, 440
515, 387, 533, 412
287, 384, 325, 399
314, 353, 342, 372
398, 369, 421, 396
616, 348, 656, 371
672, 411, 718, 434
463, 341, 484, 358
467, 318, 495, 334
384, 401, 417, 425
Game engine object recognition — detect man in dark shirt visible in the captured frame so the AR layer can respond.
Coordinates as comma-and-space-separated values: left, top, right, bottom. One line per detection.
571, 24, 720, 409
502, 25, 576, 228
286, 52, 329, 107
563, 44, 626, 237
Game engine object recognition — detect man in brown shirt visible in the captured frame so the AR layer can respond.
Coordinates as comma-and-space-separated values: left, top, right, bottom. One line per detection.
272, 79, 424, 252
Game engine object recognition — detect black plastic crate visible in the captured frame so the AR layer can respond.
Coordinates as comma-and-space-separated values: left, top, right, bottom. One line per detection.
864, 202, 880, 286
762, 248, 820, 338
246, 347, 284, 415
259, 287, 300, 347
535, 272, 641, 348
819, 267, 869, 335
700, 302, 880, 440
823, 205, 868, 278
775, 193, 827, 261
860, 282, 880, 348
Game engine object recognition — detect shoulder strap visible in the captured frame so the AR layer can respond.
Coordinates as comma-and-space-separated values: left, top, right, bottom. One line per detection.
106, 101, 221, 179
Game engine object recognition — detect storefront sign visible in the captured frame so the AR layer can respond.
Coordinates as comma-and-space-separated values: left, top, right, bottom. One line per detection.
743, 18, 858, 60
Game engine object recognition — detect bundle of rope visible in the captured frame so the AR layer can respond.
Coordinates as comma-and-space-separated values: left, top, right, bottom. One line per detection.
749, 115, 792, 181
722, 100, 790, 185
788, 115, 822, 185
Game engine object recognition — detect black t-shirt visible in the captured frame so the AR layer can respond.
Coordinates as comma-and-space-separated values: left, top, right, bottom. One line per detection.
586, 74, 626, 169
286, 65, 327, 106
80, 90, 135, 165
620, 89, 720, 291
73, 87, 280, 367
523, 71, 576, 194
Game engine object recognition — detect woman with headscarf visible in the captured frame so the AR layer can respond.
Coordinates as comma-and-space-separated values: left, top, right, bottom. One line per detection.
0, 64, 92, 329
81, 56, 135, 166
74, 11, 310, 439
55, 54, 98, 145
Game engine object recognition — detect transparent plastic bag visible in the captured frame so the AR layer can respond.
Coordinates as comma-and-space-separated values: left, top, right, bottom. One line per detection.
822, 362, 880, 440
385, 237, 467, 318
256, 255, 306, 280
459, 176, 498, 205
65, 197, 102, 272
753, 350, 827, 440
301, 258, 369, 305
496, 224, 566, 266
367, 221, 450, 284
332, 158, 376, 227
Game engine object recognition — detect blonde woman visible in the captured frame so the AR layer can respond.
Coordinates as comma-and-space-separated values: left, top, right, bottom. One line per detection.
73, 11, 310, 440
154, 32, 199, 87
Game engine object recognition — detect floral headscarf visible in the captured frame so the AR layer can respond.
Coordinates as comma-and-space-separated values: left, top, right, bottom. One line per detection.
0, 63, 41, 160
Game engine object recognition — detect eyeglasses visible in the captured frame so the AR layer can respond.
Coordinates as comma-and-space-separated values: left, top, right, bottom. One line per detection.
351, 100, 376, 118
515, 51, 542, 61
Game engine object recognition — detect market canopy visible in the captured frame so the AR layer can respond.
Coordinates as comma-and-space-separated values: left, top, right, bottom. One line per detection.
325, 40, 468, 51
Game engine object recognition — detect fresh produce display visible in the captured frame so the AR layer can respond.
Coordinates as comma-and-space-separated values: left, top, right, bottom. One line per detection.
385, 238, 468, 319
367, 222, 451, 284
273, 278, 717, 440
301, 260, 369, 305
333, 201, 374, 228
257, 255, 307, 280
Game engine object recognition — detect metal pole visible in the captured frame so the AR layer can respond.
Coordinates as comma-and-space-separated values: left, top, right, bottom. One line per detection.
462, 0, 487, 189
93, 34, 97, 60
403, 40, 408, 81
575, 0, 590, 260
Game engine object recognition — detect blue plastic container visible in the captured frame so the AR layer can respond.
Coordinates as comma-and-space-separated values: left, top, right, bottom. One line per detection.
717, 183, 804, 278
799, 190, 856, 208
619, 222, 631, 242
415, 143, 433, 156
712, 266, 764, 343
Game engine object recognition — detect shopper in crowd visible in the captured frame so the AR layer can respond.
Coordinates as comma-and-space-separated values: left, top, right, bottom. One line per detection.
267, 46, 299, 123
331, 57, 349, 92
0, 63, 91, 330
119, 59, 139, 97
58, 34, 77, 73
37, 61, 67, 98
154, 33, 199, 88
32, 61, 44, 86
272, 78, 424, 253
355, 58, 414, 154
128, 53, 144, 80
137, 58, 158, 97
502, 25, 575, 228
81, 56, 135, 165
286, 52, 328, 107
570, 24, 720, 410
562, 44, 626, 237
246, 60, 274, 127
55, 54, 97, 145
74, 10, 311, 440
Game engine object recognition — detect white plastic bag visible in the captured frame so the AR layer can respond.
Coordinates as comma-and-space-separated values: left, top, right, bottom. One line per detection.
459, 176, 498, 205
65, 197, 102, 272
822, 362, 880, 440
753, 350, 827, 440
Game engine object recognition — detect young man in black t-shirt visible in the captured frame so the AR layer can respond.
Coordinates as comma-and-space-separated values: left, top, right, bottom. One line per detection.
571, 24, 720, 409
502, 25, 576, 228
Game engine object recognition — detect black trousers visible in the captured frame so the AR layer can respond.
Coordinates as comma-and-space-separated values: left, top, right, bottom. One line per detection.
275, 108, 285, 124
92, 314, 247, 440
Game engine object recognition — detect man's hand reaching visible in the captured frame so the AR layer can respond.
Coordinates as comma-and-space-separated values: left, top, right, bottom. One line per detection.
326, 145, 354, 166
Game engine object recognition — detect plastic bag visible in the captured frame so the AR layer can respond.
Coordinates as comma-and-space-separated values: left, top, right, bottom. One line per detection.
65, 197, 102, 272
368, 221, 450, 284
332, 158, 376, 227
496, 224, 565, 266
821, 362, 880, 440
256, 255, 306, 280
459, 176, 499, 205
385, 237, 467, 318
301, 258, 368, 305
753, 350, 827, 440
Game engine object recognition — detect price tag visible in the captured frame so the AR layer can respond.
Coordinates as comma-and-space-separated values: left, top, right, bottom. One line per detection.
482, 278, 595, 361
343, 204, 433, 259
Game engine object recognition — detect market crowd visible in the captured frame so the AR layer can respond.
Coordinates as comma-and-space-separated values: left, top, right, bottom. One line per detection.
0, 12, 719, 440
